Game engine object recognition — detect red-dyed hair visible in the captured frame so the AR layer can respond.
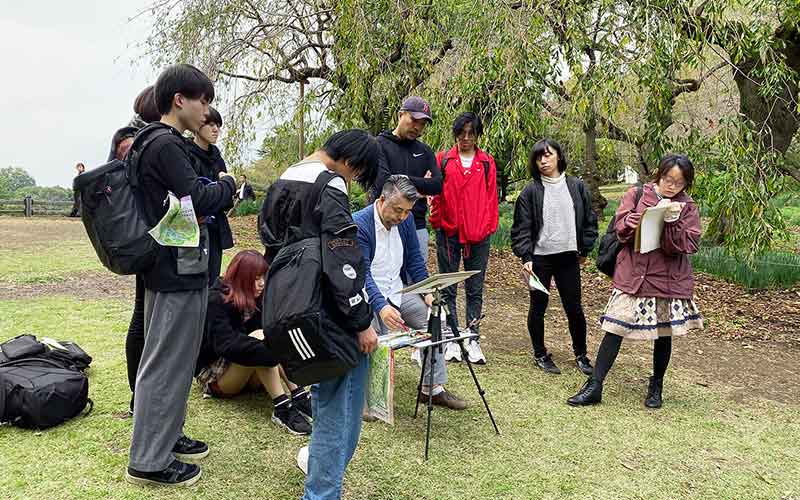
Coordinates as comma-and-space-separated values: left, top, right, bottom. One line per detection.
221, 250, 268, 313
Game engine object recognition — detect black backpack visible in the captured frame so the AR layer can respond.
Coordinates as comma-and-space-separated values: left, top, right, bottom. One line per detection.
595, 186, 643, 278
0, 336, 93, 429
74, 124, 172, 275
261, 171, 361, 386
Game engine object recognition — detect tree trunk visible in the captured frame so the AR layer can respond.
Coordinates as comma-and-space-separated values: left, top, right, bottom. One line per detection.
583, 116, 608, 216
734, 24, 800, 174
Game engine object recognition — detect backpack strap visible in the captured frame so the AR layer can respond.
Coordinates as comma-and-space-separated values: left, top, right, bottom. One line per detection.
633, 185, 644, 208
126, 125, 174, 189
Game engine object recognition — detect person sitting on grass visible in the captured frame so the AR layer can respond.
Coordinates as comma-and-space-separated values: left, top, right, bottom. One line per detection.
195, 249, 312, 435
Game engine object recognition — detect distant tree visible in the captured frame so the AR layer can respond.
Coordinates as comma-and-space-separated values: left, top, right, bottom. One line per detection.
0, 167, 36, 196
14, 186, 72, 202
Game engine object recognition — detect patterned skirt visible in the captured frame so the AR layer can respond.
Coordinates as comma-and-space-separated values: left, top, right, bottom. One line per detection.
195, 357, 230, 398
599, 289, 704, 340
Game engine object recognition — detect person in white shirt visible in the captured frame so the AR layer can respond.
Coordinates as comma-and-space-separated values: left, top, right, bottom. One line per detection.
354, 175, 467, 410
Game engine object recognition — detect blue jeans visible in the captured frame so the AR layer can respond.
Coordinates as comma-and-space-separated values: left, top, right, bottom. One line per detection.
302, 354, 369, 500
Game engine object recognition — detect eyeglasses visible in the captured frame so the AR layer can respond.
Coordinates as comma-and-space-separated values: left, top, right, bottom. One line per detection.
660, 177, 685, 189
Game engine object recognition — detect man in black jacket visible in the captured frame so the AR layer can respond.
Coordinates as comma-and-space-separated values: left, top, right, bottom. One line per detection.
125, 64, 236, 488
188, 106, 235, 285
370, 96, 442, 265
260, 129, 380, 500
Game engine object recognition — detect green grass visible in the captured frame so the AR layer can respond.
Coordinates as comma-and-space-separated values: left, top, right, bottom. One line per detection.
691, 246, 800, 290
1, 297, 800, 499
0, 241, 104, 283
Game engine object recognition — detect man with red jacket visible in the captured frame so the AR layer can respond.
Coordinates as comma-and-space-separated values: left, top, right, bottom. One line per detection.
430, 112, 499, 364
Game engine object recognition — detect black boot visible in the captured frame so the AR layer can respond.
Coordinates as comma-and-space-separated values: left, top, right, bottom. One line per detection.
645, 377, 663, 409
567, 377, 603, 406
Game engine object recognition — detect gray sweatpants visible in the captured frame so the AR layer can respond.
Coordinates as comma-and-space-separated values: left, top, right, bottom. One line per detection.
128, 287, 208, 472
372, 293, 446, 386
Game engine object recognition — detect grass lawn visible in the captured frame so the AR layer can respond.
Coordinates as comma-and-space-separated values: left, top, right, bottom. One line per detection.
1, 297, 799, 499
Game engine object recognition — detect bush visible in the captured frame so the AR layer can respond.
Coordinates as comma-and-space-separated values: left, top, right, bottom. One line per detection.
490, 203, 515, 249
233, 199, 261, 217
691, 246, 800, 290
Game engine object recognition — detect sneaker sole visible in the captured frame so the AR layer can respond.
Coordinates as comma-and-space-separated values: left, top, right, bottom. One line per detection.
271, 414, 311, 436
567, 399, 600, 407
174, 449, 209, 461
125, 469, 202, 487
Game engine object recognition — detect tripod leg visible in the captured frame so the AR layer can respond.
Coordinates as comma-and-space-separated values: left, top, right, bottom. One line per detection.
414, 347, 430, 419
462, 355, 501, 435
425, 345, 436, 461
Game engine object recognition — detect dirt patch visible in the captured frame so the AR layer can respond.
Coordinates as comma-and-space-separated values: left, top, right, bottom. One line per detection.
0, 270, 135, 300
429, 248, 800, 405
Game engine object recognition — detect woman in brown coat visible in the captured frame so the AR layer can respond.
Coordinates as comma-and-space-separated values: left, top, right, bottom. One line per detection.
568, 154, 703, 409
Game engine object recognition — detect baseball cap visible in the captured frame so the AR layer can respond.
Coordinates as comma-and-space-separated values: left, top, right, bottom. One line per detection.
400, 96, 432, 122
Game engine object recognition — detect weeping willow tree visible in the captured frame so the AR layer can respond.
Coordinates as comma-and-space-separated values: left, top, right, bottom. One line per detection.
139, 0, 800, 257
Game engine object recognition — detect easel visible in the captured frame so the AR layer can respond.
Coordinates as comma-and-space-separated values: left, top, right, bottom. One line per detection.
400, 271, 501, 460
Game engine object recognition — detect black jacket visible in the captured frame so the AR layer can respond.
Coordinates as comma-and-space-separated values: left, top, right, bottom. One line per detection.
370, 131, 442, 229
511, 176, 599, 262
136, 123, 236, 292
195, 281, 279, 375
187, 142, 235, 250
239, 182, 256, 201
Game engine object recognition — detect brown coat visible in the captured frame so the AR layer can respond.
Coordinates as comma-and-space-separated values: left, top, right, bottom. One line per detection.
613, 183, 701, 299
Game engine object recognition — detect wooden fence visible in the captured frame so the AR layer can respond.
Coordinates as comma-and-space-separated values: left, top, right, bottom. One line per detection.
0, 196, 74, 217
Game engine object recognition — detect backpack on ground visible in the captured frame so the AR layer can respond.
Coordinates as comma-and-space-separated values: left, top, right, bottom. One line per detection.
261, 171, 362, 386
0, 335, 93, 429
73, 124, 172, 275
595, 186, 643, 278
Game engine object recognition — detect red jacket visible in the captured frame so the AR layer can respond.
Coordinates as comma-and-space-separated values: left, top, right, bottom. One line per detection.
613, 183, 701, 299
430, 146, 499, 244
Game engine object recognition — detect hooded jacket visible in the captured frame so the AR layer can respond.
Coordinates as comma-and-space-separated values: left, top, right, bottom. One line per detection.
187, 141, 234, 250
370, 131, 442, 229
430, 145, 499, 244
195, 280, 279, 375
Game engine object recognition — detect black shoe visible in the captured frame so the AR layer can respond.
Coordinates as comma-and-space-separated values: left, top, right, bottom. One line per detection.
272, 403, 312, 435
172, 435, 209, 461
534, 353, 561, 374
567, 377, 603, 406
292, 392, 313, 421
125, 459, 201, 487
575, 355, 594, 376
645, 377, 663, 409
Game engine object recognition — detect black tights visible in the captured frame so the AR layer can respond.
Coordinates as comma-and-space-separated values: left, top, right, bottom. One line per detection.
593, 333, 672, 382
126, 275, 146, 410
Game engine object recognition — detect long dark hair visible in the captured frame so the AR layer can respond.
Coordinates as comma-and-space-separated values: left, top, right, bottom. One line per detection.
221, 250, 268, 313
528, 138, 567, 180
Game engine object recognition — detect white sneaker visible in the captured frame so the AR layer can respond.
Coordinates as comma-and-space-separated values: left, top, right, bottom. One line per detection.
296, 446, 309, 475
444, 341, 462, 362
411, 348, 422, 367
466, 340, 486, 365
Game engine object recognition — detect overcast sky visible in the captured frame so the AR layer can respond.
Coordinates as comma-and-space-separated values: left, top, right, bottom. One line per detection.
0, 1, 161, 188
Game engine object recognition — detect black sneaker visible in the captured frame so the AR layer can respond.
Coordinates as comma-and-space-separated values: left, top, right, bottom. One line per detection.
172, 435, 209, 461
534, 353, 561, 374
575, 355, 594, 376
292, 393, 313, 421
272, 404, 312, 435
125, 459, 201, 487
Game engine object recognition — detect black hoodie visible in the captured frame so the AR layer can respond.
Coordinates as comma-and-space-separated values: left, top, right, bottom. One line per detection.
195, 280, 279, 375
187, 141, 235, 249
370, 130, 442, 229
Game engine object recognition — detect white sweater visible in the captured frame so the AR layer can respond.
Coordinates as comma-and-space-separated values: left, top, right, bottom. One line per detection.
534, 173, 578, 255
